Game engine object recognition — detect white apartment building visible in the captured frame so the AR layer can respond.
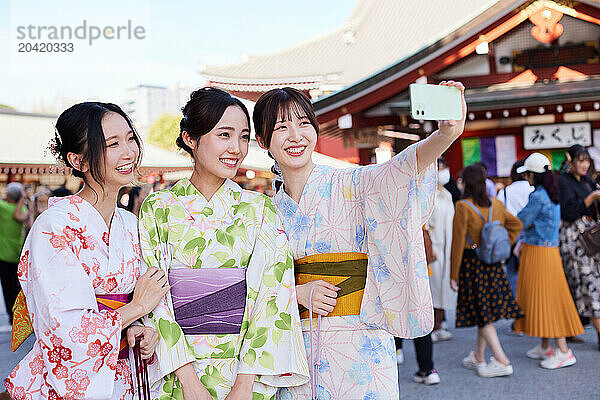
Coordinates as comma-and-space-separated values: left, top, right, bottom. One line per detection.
121, 84, 190, 137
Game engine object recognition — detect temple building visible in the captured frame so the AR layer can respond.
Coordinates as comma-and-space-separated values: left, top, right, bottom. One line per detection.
312, 0, 600, 175
203, 0, 505, 163
204, 0, 600, 175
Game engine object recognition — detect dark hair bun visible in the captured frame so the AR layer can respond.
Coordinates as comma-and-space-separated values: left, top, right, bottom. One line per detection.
176, 87, 250, 157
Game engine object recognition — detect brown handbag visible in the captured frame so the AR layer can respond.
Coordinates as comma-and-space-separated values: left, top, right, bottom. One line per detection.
423, 227, 437, 264
578, 187, 600, 256
579, 223, 600, 256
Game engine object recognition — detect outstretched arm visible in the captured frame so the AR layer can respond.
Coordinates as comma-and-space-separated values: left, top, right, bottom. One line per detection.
416, 81, 467, 173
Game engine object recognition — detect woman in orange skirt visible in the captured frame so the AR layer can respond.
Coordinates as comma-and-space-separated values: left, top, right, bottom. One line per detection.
514, 153, 584, 369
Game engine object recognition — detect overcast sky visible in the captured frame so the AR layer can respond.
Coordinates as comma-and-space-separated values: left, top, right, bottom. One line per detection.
0, 0, 355, 112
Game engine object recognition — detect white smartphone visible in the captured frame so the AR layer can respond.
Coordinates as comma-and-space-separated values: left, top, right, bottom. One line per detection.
409, 84, 463, 121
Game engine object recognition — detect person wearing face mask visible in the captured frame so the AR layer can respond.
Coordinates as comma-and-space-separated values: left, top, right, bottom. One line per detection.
557, 144, 600, 350
425, 159, 457, 343
439, 158, 462, 204
138, 88, 309, 400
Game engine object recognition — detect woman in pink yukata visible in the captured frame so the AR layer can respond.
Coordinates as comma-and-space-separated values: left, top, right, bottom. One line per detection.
253, 82, 466, 399
6, 102, 169, 400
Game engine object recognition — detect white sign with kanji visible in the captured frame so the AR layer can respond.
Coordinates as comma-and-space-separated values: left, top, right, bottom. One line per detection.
523, 122, 592, 150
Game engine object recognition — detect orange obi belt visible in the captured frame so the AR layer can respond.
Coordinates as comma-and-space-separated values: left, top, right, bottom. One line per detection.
295, 252, 368, 319
12, 290, 132, 359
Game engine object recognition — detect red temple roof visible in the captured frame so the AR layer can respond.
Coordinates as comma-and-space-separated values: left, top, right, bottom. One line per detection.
202, 0, 505, 97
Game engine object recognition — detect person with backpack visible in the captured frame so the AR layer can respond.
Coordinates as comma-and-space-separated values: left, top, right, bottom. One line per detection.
450, 164, 523, 378
513, 153, 583, 369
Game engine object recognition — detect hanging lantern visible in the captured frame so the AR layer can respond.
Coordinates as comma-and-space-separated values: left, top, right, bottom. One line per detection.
530, 7, 564, 43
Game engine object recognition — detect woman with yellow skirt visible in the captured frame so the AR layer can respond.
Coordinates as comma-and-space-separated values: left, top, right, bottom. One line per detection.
514, 153, 584, 369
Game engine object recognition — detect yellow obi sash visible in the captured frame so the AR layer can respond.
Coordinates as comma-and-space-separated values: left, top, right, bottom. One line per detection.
294, 252, 367, 319
11, 290, 32, 351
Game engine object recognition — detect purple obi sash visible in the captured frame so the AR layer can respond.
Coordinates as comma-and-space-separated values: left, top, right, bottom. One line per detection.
96, 293, 132, 359
168, 268, 247, 335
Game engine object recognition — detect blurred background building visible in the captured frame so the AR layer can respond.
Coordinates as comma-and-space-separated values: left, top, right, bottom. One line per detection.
204, 0, 600, 176
3, 0, 600, 194
121, 84, 191, 139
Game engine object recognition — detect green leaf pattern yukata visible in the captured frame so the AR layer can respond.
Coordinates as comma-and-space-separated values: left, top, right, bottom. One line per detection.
273, 144, 437, 400
139, 179, 309, 400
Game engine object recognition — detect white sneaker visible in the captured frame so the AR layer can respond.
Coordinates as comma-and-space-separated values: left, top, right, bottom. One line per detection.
540, 349, 576, 369
431, 329, 453, 343
462, 351, 486, 371
396, 349, 404, 365
413, 370, 440, 385
477, 357, 513, 377
526, 344, 554, 360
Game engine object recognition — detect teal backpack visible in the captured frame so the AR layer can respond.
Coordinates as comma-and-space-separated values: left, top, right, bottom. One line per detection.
463, 199, 511, 264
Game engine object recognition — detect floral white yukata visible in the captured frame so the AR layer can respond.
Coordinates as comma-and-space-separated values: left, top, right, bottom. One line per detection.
273, 143, 437, 400
6, 195, 141, 400
139, 179, 308, 400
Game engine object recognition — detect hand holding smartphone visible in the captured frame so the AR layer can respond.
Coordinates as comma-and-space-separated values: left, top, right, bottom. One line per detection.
409, 83, 463, 121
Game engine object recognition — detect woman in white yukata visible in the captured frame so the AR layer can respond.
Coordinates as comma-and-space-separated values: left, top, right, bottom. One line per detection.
253, 83, 466, 399
138, 87, 308, 400
6, 102, 169, 400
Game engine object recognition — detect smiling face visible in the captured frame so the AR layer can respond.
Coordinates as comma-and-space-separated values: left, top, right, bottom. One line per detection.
186, 105, 250, 181
96, 112, 140, 190
263, 103, 318, 172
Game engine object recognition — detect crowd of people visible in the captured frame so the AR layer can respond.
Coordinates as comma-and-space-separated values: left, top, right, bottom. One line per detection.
0, 79, 597, 400
402, 146, 600, 385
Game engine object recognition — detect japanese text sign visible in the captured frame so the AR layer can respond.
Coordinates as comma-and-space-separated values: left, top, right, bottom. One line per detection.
523, 122, 592, 150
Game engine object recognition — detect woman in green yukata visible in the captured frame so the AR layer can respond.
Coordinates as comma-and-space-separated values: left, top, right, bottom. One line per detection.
138, 87, 309, 400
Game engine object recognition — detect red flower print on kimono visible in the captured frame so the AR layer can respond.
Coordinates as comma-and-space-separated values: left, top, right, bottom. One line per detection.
52, 364, 68, 379
68, 195, 83, 208
10, 386, 33, 400
115, 361, 132, 383
63, 226, 79, 242
79, 233, 95, 251
82, 262, 91, 275
92, 258, 101, 273
68, 313, 108, 343
68, 212, 80, 222
28, 354, 44, 375
6, 197, 142, 400
104, 277, 118, 292
92, 276, 104, 289
103, 232, 110, 246
18, 250, 29, 278
47, 389, 61, 400
65, 369, 91, 398
46, 232, 69, 251
88, 339, 115, 372
47, 334, 73, 379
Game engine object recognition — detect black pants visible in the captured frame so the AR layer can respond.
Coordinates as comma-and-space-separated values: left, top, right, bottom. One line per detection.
0, 260, 20, 323
395, 333, 434, 373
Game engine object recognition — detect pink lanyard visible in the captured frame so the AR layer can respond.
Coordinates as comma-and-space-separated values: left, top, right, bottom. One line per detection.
308, 285, 322, 399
